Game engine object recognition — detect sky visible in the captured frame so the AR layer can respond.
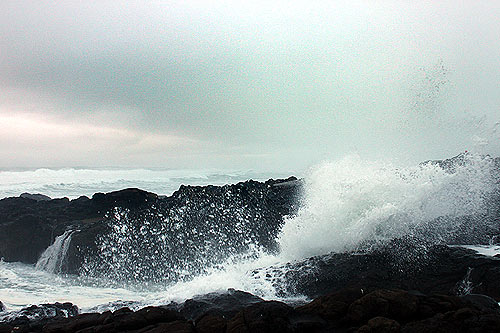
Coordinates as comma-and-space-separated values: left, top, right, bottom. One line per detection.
1, 1, 500, 171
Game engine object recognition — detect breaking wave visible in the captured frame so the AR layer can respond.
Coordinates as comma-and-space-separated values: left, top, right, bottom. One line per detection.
278, 153, 498, 260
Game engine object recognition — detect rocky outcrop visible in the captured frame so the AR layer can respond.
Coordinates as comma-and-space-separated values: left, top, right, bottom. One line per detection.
1, 288, 499, 333
0, 188, 159, 264
68, 177, 301, 279
0, 179, 301, 272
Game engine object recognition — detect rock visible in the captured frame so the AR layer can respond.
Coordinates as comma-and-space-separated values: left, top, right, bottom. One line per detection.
72, 178, 301, 281
17, 302, 78, 321
296, 288, 364, 321
20, 193, 51, 201
141, 320, 194, 333
347, 290, 420, 323
136, 306, 183, 324
461, 294, 500, 311
358, 316, 401, 333
3, 289, 500, 333
263, 244, 500, 301
195, 314, 227, 333
0, 178, 301, 278
226, 301, 294, 333
175, 289, 263, 321
0, 301, 4, 312
0, 213, 53, 263
91, 188, 158, 210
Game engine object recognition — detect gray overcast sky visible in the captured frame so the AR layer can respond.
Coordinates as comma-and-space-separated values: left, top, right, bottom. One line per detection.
1, 1, 499, 170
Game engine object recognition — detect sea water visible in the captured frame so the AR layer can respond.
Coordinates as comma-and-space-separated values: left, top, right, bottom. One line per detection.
0, 154, 498, 314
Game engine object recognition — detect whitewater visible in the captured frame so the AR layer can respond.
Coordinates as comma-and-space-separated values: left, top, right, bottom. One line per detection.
1, 153, 499, 316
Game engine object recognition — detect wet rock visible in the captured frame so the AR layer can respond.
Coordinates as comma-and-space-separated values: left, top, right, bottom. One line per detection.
226, 301, 294, 333
141, 320, 194, 333
17, 302, 79, 321
91, 188, 158, 210
136, 306, 183, 324
195, 314, 227, 333
3, 289, 500, 333
273, 244, 500, 301
297, 288, 364, 321
357, 316, 401, 333
175, 289, 263, 321
0, 301, 4, 312
347, 289, 419, 323
461, 293, 500, 311
72, 178, 301, 281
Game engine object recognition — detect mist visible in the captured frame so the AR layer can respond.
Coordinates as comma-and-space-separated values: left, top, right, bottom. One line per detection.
1, 1, 499, 171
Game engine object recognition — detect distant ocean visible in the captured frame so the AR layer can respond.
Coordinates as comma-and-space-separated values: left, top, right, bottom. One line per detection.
0, 168, 294, 200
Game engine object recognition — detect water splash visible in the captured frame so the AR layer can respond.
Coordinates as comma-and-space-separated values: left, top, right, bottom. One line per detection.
278, 153, 498, 261
77, 154, 499, 300
36, 230, 75, 274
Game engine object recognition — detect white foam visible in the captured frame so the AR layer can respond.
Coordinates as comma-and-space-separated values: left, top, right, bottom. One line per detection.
278, 154, 496, 260
458, 245, 500, 257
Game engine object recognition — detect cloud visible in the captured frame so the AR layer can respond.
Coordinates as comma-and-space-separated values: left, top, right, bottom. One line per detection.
1, 1, 499, 169
0, 111, 201, 167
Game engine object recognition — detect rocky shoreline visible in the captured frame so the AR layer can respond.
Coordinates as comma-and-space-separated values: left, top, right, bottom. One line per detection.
1, 287, 500, 333
2, 154, 500, 332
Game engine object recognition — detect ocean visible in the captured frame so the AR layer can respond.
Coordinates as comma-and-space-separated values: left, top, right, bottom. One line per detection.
1, 154, 499, 317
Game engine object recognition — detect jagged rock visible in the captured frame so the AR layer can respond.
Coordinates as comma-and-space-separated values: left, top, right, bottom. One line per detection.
0, 179, 301, 276
70, 178, 301, 281
0, 302, 4, 312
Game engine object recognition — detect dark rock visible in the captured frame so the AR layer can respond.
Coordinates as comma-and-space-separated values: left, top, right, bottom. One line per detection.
263, 244, 500, 301
16, 302, 78, 321
296, 288, 364, 321
3, 289, 500, 333
175, 289, 263, 321
0, 178, 301, 277
226, 301, 294, 333
91, 188, 158, 210
195, 314, 227, 333
347, 290, 419, 323
20, 193, 51, 201
136, 306, 183, 324
74, 178, 301, 282
461, 294, 500, 311
111, 309, 148, 331
140, 320, 194, 333
0, 188, 160, 265
0, 301, 4, 312
0, 213, 53, 263
358, 316, 401, 333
